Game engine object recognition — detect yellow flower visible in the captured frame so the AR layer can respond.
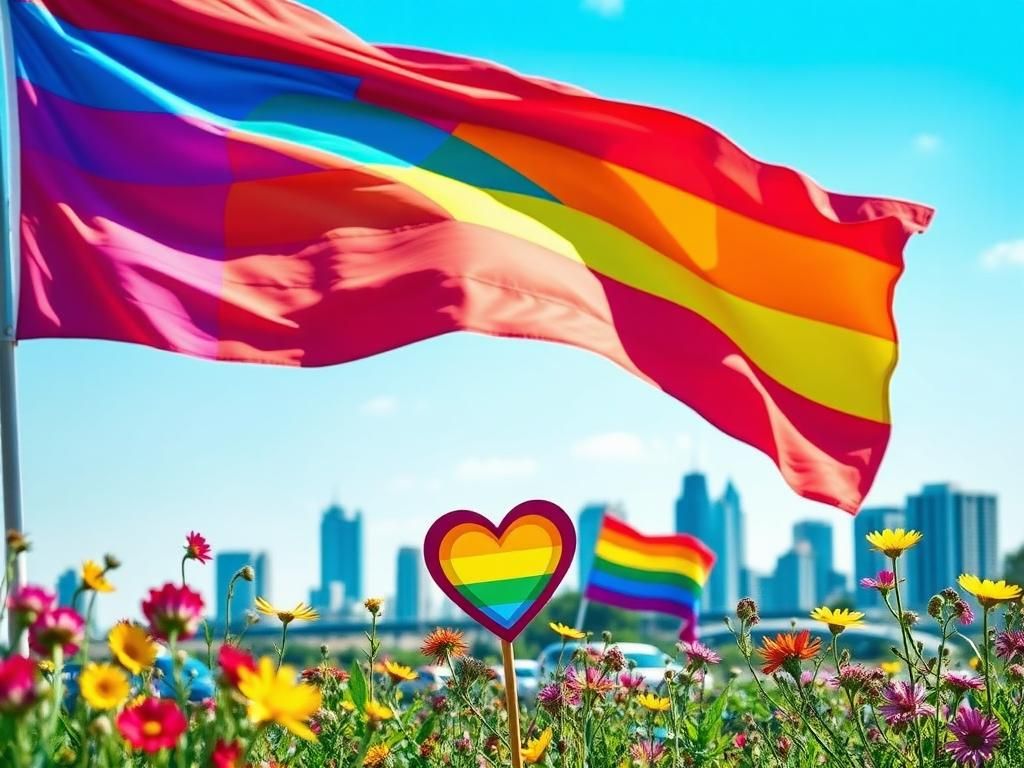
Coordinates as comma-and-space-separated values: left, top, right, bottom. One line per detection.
364, 598, 384, 616
969, 657, 981, 670
549, 622, 586, 640
363, 744, 391, 767
865, 529, 922, 559
382, 660, 418, 683
810, 607, 865, 635
880, 661, 902, 676
82, 560, 114, 593
237, 657, 322, 741
37, 660, 55, 675
364, 700, 393, 722
636, 692, 671, 712
521, 727, 553, 764
958, 574, 1022, 609
340, 700, 356, 713
254, 597, 319, 624
79, 663, 130, 711
108, 623, 157, 675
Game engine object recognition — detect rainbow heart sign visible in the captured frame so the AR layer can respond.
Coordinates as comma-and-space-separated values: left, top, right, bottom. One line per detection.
423, 500, 576, 642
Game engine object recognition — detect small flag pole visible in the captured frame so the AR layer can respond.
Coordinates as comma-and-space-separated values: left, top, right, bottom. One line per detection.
500, 639, 523, 768
574, 595, 589, 631
0, 0, 26, 652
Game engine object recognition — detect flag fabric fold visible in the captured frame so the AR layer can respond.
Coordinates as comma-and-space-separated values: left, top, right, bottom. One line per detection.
11, 0, 933, 511
583, 515, 715, 642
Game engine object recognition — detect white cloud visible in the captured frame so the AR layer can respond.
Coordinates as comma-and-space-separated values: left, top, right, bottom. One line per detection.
913, 133, 941, 153
455, 456, 538, 481
582, 0, 624, 17
361, 395, 398, 415
981, 239, 1024, 270
571, 432, 646, 461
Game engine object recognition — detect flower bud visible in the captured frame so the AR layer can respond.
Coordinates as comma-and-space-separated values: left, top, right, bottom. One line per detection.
364, 597, 383, 616
103, 554, 121, 570
927, 595, 944, 618
901, 610, 919, 627
320, 643, 329, 659
5, 529, 29, 554
89, 716, 112, 736
601, 630, 613, 643
239, 566, 255, 582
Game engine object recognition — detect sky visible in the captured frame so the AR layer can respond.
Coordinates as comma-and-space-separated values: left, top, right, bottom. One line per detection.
10, 0, 1023, 627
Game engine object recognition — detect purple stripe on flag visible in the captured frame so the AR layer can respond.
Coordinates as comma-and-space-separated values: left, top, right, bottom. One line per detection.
584, 584, 697, 623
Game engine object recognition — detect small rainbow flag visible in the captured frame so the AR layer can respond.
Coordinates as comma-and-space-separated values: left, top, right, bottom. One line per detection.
584, 515, 715, 641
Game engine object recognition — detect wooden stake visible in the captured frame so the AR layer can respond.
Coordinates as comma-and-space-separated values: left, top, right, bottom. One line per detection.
501, 639, 524, 768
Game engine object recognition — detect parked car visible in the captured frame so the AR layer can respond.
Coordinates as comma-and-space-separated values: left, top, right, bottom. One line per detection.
397, 665, 452, 697
536, 641, 683, 687
490, 659, 541, 700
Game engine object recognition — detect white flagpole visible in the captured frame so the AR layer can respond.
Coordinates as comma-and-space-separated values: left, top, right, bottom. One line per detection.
574, 595, 588, 630
0, 0, 26, 652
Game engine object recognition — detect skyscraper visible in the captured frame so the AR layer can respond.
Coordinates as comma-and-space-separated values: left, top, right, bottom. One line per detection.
768, 542, 815, 614
317, 504, 363, 613
793, 520, 834, 604
853, 506, 906, 611
216, 551, 269, 625
577, 503, 625, 588
906, 484, 998, 606
395, 546, 427, 623
56, 568, 77, 608
675, 472, 744, 614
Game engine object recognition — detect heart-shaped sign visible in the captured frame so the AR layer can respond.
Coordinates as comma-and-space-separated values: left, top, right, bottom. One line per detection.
424, 500, 576, 642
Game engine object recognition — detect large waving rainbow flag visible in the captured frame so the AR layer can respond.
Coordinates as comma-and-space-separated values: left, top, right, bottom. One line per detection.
10, 0, 932, 512
584, 515, 714, 641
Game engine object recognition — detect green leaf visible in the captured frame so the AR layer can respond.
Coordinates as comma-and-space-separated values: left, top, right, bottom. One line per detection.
416, 714, 436, 743
349, 660, 368, 712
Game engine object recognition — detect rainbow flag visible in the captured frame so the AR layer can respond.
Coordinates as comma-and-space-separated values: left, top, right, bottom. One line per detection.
584, 515, 714, 641
11, 0, 932, 512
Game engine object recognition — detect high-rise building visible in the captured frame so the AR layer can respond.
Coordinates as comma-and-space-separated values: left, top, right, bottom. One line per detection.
216, 551, 269, 625
906, 484, 998, 606
769, 542, 815, 614
793, 520, 834, 605
577, 503, 625, 588
853, 506, 906, 611
317, 504, 363, 613
56, 568, 77, 608
675, 472, 745, 614
396, 546, 427, 623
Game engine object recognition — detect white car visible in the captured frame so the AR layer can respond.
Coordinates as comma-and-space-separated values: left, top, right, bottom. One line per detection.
536, 641, 681, 687
397, 665, 452, 697
490, 659, 541, 700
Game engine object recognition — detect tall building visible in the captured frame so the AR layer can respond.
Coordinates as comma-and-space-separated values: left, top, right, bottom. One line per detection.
853, 506, 906, 611
907, 484, 998, 606
577, 503, 625, 588
216, 551, 269, 625
793, 520, 835, 604
768, 542, 816, 614
317, 504, 363, 613
675, 472, 745, 614
395, 546, 427, 623
56, 568, 77, 608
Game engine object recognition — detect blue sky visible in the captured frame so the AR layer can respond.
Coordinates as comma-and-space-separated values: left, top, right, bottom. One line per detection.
13, 0, 1022, 626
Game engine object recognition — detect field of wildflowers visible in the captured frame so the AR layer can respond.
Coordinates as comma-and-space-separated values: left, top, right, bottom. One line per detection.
2, 527, 1024, 767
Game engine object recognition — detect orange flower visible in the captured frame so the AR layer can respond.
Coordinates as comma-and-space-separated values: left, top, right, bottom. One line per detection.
420, 628, 468, 665
758, 630, 822, 676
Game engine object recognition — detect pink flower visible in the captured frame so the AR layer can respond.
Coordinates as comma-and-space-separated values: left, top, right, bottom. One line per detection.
0, 655, 37, 713
994, 630, 1024, 663
28, 607, 85, 657
733, 733, 748, 749
537, 682, 581, 712
7, 585, 55, 625
565, 665, 615, 696
860, 570, 898, 594
879, 681, 934, 728
677, 640, 721, 668
629, 739, 666, 765
945, 707, 1000, 766
217, 644, 256, 688
142, 583, 204, 640
116, 697, 187, 753
942, 671, 985, 694
619, 671, 646, 691
184, 531, 211, 564
211, 739, 243, 768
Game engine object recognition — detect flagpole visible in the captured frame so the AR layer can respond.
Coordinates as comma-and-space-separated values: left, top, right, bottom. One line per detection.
574, 596, 589, 631
0, 0, 26, 652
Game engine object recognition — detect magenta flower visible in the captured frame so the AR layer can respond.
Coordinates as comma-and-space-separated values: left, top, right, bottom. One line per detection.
0, 655, 37, 713
628, 739, 666, 765
829, 664, 885, 697
537, 682, 581, 712
954, 599, 975, 626
942, 671, 985, 694
619, 671, 646, 691
945, 707, 1000, 766
184, 531, 212, 564
565, 665, 615, 696
6, 585, 55, 625
879, 681, 934, 728
677, 640, 721, 667
142, 583, 204, 640
28, 607, 85, 657
860, 570, 898, 594
994, 630, 1024, 663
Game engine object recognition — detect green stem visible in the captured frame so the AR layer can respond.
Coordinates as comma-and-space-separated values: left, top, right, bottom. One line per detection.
891, 556, 925, 768
832, 634, 875, 768
47, 646, 65, 748
276, 621, 289, 671
932, 615, 952, 763
180, 555, 187, 588
983, 607, 993, 715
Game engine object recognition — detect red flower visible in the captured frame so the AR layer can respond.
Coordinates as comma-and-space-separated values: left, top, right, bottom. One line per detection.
142, 583, 204, 640
116, 698, 187, 753
0, 655, 37, 713
218, 644, 256, 688
211, 739, 243, 768
184, 531, 211, 564
29, 607, 85, 657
